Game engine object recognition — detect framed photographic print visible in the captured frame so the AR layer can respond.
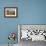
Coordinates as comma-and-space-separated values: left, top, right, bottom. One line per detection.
4, 7, 18, 18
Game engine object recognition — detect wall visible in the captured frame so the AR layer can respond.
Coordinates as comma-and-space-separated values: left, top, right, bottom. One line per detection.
0, 0, 46, 44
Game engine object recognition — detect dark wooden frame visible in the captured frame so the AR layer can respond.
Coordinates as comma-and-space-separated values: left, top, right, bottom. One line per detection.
4, 7, 18, 18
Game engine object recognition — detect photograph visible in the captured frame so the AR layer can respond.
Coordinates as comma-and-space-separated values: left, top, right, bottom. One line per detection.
4, 7, 18, 18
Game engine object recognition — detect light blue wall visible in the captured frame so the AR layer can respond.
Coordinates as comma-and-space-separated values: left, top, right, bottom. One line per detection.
0, 0, 46, 44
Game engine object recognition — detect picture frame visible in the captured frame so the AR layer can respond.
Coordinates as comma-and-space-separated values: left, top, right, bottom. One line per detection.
4, 7, 18, 18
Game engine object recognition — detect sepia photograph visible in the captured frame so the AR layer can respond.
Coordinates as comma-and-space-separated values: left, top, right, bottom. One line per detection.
4, 7, 18, 18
